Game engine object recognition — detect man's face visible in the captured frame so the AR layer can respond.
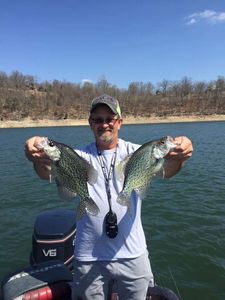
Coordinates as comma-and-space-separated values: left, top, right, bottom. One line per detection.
89, 105, 122, 146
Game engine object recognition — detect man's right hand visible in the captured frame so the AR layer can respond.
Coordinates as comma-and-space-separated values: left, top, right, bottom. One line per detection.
25, 136, 47, 161
25, 136, 51, 180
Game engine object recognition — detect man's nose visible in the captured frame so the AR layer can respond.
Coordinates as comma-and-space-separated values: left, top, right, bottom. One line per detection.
102, 122, 110, 128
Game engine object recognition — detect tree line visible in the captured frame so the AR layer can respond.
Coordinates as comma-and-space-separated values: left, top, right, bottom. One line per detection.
0, 70, 225, 121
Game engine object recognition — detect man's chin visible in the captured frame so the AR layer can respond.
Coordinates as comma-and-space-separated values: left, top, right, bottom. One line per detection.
98, 134, 113, 143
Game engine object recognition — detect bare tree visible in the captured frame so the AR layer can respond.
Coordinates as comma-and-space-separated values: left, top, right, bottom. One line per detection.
179, 76, 193, 97
1, 69, 225, 121
157, 79, 170, 95
193, 81, 207, 95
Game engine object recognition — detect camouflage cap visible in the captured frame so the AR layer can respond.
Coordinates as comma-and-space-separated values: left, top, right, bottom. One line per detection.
90, 94, 122, 117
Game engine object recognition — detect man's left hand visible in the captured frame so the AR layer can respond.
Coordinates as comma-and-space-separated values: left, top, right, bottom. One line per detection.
166, 136, 193, 162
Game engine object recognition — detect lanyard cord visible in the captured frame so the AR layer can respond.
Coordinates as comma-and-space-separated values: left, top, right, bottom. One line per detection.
97, 145, 118, 212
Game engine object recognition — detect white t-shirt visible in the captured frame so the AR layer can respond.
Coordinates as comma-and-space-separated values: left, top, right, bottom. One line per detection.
75, 138, 147, 261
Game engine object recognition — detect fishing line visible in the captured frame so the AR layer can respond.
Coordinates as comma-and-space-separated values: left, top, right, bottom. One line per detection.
167, 266, 182, 299
157, 256, 182, 299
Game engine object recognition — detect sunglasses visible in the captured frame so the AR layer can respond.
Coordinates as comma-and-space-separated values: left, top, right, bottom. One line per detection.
90, 116, 119, 125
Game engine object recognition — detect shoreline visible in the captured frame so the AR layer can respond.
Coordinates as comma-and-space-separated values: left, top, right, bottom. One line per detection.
1, 114, 225, 128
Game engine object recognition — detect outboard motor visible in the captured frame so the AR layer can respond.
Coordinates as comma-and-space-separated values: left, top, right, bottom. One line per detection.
30, 208, 76, 271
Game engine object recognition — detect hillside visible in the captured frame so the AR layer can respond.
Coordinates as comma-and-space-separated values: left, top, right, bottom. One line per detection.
1, 71, 225, 122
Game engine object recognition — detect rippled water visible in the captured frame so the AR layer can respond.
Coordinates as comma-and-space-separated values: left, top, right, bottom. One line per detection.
0, 122, 225, 300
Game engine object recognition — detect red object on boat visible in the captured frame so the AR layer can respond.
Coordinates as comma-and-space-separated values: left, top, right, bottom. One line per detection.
23, 282, 71, 300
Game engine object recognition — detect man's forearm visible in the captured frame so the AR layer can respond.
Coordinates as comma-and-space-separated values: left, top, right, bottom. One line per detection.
163, 159, 185, 178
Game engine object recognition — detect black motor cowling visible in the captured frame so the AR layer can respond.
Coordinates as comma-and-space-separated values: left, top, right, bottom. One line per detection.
30, 208, 76, 271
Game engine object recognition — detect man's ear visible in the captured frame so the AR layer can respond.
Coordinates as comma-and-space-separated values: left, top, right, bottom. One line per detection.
117, 118, 123, 130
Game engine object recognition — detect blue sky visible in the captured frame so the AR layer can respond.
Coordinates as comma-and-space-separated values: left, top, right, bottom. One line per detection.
0, 0, 225, 88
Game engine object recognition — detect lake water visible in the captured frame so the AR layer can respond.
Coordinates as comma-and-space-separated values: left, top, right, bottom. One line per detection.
0, 122, 225, 300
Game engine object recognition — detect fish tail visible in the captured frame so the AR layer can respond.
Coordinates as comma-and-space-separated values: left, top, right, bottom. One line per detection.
116, 191, 130, 207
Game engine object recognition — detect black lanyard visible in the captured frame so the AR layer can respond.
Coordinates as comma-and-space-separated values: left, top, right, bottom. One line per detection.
97, 145, 118, 212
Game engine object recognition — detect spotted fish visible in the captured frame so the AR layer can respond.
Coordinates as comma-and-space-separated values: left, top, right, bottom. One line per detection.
37, 137, 99, 219
116, 136, 176, 207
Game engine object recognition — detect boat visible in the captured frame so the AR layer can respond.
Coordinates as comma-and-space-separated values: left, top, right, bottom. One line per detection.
1, 208, 180, 300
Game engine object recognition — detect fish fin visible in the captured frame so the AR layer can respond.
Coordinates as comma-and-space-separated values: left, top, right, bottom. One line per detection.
56, 180, 77, 200
152, 159, 165, 176
76, 197, 100, 220
76, 201, 86, 220
84, 197, 100, 216
49, 170, 55, 183
49, 174, 52, 183
134, 180, 151, 199
79, 156, 98, 185
162, 167, 165, 179
115, 154, 132, 182
87, 165, 98, 185
115, 164, 125, 182
116, 191, 131, 207
156, 165, 165, 178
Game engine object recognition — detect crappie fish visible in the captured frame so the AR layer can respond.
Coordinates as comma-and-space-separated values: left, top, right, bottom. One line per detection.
37, 137, 99, 219
116, 136, 176, 207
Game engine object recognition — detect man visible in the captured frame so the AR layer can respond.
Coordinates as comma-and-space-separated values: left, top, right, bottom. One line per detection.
25, 94, 193, 299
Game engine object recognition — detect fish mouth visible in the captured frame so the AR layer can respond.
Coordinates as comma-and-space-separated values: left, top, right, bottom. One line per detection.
166, 135, 174, 142
165, 136, 176, 148
35, 137, 61, 161
153, 136, 176, 159
35, 137, 50, 150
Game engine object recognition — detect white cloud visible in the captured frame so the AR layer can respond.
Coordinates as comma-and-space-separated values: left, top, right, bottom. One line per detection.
186, 18, 197, 25
81, 79, 93, 85
186, 9, 225, 25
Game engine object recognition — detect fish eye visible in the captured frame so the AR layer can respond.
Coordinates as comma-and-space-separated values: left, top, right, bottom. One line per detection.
49, 141, 54, 147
